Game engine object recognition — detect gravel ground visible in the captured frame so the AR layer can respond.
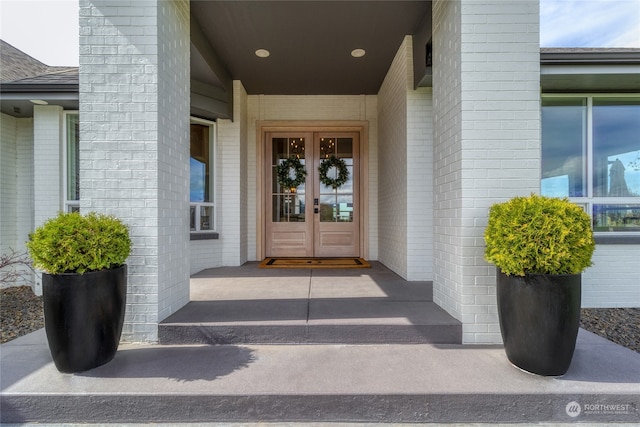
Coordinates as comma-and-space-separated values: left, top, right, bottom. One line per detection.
1, 286, 44, 344
1, 286, 639, 353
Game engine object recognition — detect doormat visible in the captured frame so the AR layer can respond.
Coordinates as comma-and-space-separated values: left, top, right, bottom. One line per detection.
259, 257, 371, 269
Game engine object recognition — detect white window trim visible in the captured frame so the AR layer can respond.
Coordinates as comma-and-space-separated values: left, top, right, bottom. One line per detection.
62, 111, 79, 213
542, 93, 640, 236
190, 117, 216, 233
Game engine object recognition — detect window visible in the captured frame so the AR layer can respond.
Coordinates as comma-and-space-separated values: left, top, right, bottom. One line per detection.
190, 118, 215, 232
64, 112, 80, 212
542, 96, 640, 234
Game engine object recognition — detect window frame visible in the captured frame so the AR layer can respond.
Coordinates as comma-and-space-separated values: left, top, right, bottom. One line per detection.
63, 111, 80, 213
189, 117, 216, 233
541, 93, 640, 236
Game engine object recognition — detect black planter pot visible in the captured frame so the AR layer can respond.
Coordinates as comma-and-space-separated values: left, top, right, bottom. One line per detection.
42, 265, 127, 373
496, 270, 581, 376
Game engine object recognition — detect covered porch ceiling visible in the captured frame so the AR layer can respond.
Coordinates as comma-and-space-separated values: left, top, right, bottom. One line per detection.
190, 0, 432, 118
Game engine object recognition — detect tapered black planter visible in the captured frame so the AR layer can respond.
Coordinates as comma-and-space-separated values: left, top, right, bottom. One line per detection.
496, 270, 581, 376
42, 265, 127, 373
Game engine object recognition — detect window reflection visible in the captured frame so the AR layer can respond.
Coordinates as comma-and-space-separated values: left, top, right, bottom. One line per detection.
541, 99, 587, 198
593, 99, 640, 198
541, 97, 640, 233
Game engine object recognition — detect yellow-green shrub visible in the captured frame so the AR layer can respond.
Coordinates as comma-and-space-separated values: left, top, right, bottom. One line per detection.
484, 194, 595, 276
27, 212, 131, 274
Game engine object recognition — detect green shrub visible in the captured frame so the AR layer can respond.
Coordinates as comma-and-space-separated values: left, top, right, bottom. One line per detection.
27, 212, 131, 274
484, 194, 595, 276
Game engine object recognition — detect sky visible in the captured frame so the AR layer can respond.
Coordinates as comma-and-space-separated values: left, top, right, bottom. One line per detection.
0, 0, 639, 67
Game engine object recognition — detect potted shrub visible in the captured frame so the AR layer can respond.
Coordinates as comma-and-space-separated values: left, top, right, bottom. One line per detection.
484, 194, 595, 376
27, 212, 131, 373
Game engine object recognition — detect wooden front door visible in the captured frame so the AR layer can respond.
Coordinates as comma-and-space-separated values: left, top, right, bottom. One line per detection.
265, 131, 360, 258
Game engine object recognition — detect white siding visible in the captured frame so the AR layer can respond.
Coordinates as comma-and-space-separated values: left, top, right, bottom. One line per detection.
583, 245, 640, 307
1, 113, 18, 258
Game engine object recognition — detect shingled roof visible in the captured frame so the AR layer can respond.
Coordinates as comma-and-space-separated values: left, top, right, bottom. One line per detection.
0, 40, 77, 83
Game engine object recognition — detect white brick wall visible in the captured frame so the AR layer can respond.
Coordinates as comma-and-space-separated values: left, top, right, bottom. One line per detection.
377, 36, 434, 281
80, 0, 190, 342
156, 0, 190, 323
378, 38, 409, 278
433, 0, 540, 343
407, 86, 434, 280
217, 81, 247, 266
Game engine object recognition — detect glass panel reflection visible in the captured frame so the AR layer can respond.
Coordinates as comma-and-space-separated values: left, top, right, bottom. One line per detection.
272, 194, 306, 222
593, 99, 640, 198
200, 206, 213, 231
190, 205, 196, 231
318, 136, 354, 222
593, 205, 640, 232
272, 137, 307, 222
541, 98, 587, 198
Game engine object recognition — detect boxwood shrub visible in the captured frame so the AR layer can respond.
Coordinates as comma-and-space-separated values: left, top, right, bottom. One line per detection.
27, 212, 131, 274
484, 194, 595, 276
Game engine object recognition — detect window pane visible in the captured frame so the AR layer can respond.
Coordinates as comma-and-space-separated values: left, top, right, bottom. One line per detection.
272, 137, 306, 193
593, 99, 640, 197
272, 194, 305, 222
190, 124, 210, 202
200, 206, 213, 231
594, 204, 640, 232
190, 205, 196, 231
66, 114, 80, 201
319, 195, 337, 222
541, 99, 587, 197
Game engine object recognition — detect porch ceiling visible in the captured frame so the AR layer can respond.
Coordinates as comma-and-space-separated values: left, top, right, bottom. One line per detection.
190, 1, 431, 95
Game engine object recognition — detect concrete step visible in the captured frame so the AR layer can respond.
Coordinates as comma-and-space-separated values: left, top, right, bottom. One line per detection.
158, 299, 462, 344
2, 329, 640, 424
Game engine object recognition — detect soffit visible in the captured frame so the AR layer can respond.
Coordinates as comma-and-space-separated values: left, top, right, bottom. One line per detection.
190, 0, 431, 95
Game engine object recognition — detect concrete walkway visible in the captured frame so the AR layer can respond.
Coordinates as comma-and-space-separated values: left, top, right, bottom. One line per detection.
2, 263, 639, 424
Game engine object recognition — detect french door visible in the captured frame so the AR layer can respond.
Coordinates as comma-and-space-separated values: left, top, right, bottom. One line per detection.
265, 131, 360, 257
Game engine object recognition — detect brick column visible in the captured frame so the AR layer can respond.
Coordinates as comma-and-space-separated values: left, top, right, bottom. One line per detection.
432, 0, 540, 343
79, 0, 190, 342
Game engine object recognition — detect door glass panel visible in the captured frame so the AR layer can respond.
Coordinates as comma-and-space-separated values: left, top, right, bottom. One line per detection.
272, 194, 306, 222
319, 137, 354, 222
272, 137, 306, 222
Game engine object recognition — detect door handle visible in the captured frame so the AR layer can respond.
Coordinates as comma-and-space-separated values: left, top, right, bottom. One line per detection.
314, 208, 319, 214
314, 198, 319, 206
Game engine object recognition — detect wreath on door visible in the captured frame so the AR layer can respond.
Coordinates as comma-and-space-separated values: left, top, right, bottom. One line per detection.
277, 156, 306, 190
319, 156, 349, 189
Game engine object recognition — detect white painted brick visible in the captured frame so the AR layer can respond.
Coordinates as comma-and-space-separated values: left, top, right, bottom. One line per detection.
433, 0, 540, 344
79, 0, 190, 342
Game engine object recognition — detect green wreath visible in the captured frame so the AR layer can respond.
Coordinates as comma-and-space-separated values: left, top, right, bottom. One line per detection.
319, 156, 349, 189
277, 156, 306, 190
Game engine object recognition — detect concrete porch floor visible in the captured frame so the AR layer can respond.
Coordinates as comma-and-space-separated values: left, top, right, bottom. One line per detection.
159, 261, 461, 345
1, 262, 639, 424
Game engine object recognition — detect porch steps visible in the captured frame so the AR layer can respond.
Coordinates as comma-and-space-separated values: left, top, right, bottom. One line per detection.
158, 263, 462, 345
2, 329, 640, 424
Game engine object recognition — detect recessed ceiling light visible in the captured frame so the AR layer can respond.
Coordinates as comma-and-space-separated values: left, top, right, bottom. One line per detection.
30, 99, 48, 105
351, 48, 366, 58
255, 49, 270, 58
